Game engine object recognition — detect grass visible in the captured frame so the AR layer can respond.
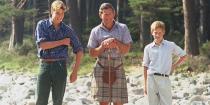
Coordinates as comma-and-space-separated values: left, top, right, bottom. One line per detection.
0, 36, 209, 76
0, 37, 143, 75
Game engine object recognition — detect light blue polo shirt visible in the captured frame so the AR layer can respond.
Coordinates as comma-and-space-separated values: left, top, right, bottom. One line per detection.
87, 21, 132, 58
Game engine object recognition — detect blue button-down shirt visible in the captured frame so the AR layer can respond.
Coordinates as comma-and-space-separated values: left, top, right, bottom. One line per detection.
35, 18, 83, 59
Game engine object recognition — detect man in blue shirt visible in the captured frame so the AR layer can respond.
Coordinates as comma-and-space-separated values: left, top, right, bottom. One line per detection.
35, 0, 83, 105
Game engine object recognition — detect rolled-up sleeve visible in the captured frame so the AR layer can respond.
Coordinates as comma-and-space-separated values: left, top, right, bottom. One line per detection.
142, 46, 150, 67
69, 29, 83, 53
35, 21, 47, 46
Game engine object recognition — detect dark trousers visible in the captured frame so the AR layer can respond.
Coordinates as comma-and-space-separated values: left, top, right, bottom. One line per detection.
36, 60, 67, 105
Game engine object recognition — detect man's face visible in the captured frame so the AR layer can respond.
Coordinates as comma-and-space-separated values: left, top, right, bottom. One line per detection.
100, 8, 115, 25
151, 28, 165, 43
51, 9, 64, 25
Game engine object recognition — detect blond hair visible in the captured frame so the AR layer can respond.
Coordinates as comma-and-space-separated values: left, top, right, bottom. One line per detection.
51, 0, 66, 12
150, 21, 165, 33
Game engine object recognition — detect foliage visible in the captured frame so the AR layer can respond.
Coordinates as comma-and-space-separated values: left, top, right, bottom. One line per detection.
200, 41, 210, 58
175, 41, 210, 74
15, 37, 37, 56
0, 1, 14, 23
0, 37, 144, 75
0, 37, 38, 73
127, 0, 184, 45
0, 0, 36, 37
0, 0, 209, 75
178, 56, 210, 74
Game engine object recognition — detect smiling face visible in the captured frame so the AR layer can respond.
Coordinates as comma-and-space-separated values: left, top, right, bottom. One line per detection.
98, 3, 116, 30
100, 8, 115, 27
51, 9, 64, 25
151, 27, 165, 44
150, 21, 166, 45
50, 0, 66, 26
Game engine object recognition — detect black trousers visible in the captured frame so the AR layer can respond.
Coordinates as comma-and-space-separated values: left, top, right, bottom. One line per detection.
36, 60, 67, 105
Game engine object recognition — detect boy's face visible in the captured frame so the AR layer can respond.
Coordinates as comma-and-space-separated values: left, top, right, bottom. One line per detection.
51, 8, 64, 25
100, 8, 115, 25
151, 28, 165, 44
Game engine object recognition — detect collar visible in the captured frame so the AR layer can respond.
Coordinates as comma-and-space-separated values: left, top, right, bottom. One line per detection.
99, 21, 118, 31
47, 18, 64, 29
47, 18, 53, 28
151, 39, 166, 47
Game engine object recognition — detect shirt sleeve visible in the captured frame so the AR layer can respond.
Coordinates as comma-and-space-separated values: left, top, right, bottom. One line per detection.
142, 46, 150, 67
69, 29, 83, 54
172, 42, 186, 57
35, 20, 48, 46
122, 25, 132, 44
87, 29, 98, 48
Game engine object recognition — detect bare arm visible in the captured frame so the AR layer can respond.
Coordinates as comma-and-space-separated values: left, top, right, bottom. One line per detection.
171, 55, 187, 73
39, 38, 70, 50
72, 50, 83, 73
115, 39, 131, 54
69, 50, 83, 83
89, 37, 131, 58
89, 44, 105, 58
144, 66, 148, 95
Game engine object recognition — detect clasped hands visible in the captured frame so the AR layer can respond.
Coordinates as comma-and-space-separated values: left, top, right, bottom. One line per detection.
101, 38, 119, 49
62, 38, 71, 46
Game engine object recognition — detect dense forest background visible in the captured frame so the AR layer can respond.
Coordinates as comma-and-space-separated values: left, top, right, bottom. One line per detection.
0, 0, 210, 74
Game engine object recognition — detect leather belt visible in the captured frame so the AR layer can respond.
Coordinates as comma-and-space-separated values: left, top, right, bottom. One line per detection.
154, 73, 169, 77
40, 58, 66, 63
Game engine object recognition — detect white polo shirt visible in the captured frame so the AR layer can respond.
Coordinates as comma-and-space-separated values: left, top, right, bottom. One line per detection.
142, 40, 186, 75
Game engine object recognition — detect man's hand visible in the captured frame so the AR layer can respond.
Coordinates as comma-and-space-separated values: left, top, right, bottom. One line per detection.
62, 38, 71, 46
69, 64, 78, 83
144, 86, 147, 96
69, 71, 77, 83
101, 38, 117, 49
39, 38, 71, 50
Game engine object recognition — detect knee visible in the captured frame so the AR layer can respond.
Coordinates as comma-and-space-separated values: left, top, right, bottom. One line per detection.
114, 101, 123, 105
100, 101, 109, 105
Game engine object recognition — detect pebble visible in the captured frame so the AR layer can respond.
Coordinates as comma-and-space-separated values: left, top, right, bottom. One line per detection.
0, 71, 210, 105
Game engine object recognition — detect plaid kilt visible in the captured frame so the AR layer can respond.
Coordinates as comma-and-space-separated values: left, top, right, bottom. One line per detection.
91, 56, 128, 103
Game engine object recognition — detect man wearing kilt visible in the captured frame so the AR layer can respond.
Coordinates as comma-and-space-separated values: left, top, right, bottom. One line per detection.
87, 3, 132, 105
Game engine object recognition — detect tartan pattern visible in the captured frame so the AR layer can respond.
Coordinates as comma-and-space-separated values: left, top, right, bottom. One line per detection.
91, 53, 128, 104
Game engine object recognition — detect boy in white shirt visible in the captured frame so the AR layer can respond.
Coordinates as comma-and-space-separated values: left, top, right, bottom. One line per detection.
142, 21, 187, 105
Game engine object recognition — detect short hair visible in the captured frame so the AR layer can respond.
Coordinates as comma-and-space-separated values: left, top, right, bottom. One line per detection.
99, 3, 115, 15
51, 0, 66, 12
150, 21, 165, 33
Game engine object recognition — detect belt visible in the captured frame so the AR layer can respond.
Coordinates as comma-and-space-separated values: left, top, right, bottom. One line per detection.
154, 73, 169, 77
40, 58, 66, 63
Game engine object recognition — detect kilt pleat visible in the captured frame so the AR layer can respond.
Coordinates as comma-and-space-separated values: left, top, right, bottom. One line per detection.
91, 57, 128, 103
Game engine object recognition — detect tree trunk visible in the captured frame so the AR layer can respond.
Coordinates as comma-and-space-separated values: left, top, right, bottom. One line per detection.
139, 15, 144, 49
183, 0, 199, 56
9, 0, 27, 50
9, 15, 25, 50
86, 0, 89, 27
35, 0, 49, 20
206, 0, 210, 40
79, 0, 86, 32
199, 0, 208, 44
116, 0, 120, 21
68, 0, 81, 34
